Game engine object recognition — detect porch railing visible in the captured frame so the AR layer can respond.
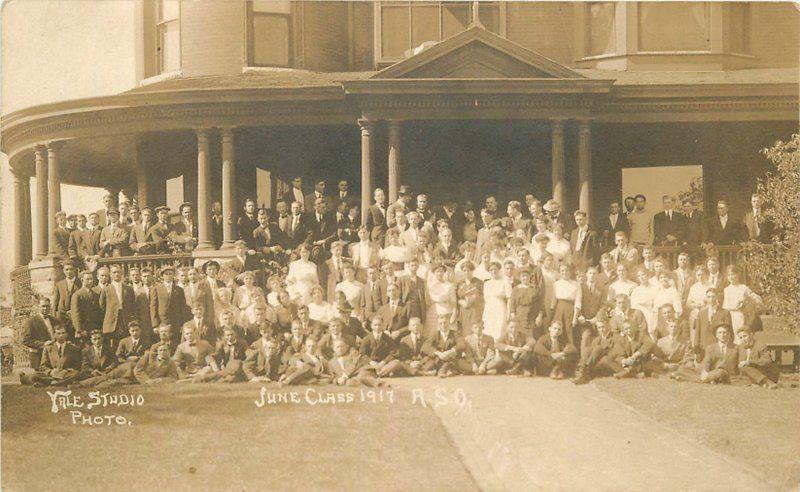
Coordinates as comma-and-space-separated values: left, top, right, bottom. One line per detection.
651, 245, 743, 271
96, 253, 194, 273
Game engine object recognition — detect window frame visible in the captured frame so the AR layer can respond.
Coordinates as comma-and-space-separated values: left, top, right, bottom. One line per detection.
155, 0, 181, 74
727, 2, 751, 55
374, 1, 505, 65
636, 1, 713, 54
245, 0, 294, 68
584, 2, 616, 58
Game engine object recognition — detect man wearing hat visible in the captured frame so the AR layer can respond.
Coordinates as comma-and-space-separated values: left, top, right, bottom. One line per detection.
333, 298, 367, 341
146, 206, 173, 253
150, 264, 190, 341
129, 206, 155, 255
99, 209, 130, 257
172, 202, 198, 251
543, 199, 567, 230
387, 185, 413, 229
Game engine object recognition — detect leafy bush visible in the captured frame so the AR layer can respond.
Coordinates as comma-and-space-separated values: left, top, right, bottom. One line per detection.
741, 134, 799, 334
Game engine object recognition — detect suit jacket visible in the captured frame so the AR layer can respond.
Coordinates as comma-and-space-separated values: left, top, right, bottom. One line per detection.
365, 204, 388, 243
701, 342, 738, 374
183, 282, 212, 313
116, 336, 150, 362
682, 209, 705, 245
285, 213, 310, 249
608, 335, 654, 362
181, 318, 219, 345
375, 302, 411, 338
331, 192, 359, 212
743, 210, 774, 244
81, 344, 118, 373
316, 333, 357, 360
601, 214, 630, 248
327, 351, 372, 379
337, 215, 360, 243
653, 211, 687, 246
431, 242, 460, 266
51, 226, 71, 258
128, 222, 153, 252
99, 283, 136, 335
40, 341, 83, 372
348, 241, 380, 271
398, 333, 429, 361
654, 336, 689, 364
134, 351, 180, 382
463, 333, 496, 365
69, 229, 97, 259
173, 340, 215, 376
99, 223, 131, 256
150, 283, 189, 335
672, 268, 695, 299
70, 287, 101, 337
609, 309, 648, 336
359, 332, 398, 363
569, 227, 600, 270
402, 274, 427, 320
252, 223, 284, 253
21, 315, 57, 351
533, 335, 577, 359
705, 215, 742, 245
304, 193, 334, 216
243, 347, 285, 380
692, 308, 732, 352
213, 339, 249, 368
422, 331, 463, 358
360, 281, 385, 320
237, 213, 260, 248
322, 257, 345, 302
53, 277, 81, 320
736, 343, 778, 379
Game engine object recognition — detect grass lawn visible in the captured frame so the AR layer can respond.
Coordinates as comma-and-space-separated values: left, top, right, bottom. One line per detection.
594, 378, 800, 490
1, 383, 478, 491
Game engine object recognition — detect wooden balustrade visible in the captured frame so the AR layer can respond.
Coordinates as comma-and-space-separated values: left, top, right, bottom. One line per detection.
651, 245, 743, 270
96, 253, 194, 273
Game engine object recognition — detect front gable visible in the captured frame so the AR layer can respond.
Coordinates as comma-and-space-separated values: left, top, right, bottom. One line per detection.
372, 25, 584, 80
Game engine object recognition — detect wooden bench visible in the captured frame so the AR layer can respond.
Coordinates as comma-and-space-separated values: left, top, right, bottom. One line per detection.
763, 343, 800, 373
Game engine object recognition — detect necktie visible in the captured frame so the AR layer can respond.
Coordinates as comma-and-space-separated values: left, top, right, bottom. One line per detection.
552, 338, 559, 353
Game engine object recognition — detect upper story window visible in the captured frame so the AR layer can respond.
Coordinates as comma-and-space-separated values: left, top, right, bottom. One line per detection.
638, 2, 711, 52
586, 2, 615, 57
247, 0, 292, 67
156, 0, 181, 73
377, 2, 503, 63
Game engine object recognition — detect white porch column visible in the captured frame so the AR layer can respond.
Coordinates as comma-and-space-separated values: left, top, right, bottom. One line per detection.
578, 119, 593, 218
46, 141, 63, 257
551, 119, 565, 207
195, 128, 213, 250
13, 170, 32, 266
221, 127, 237, 249
358, 118, 374, 225
387, 120, 401, 204
34, 145, 48, 258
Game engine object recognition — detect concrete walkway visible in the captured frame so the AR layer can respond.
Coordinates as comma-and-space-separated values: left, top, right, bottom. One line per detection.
392, 377, 771, 492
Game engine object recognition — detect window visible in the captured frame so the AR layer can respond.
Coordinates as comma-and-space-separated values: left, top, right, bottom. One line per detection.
729, 2, 750, 54
378, 2, 502, 61
248, 0, 292, 67
586, 2, 615, 56
156, 0, 180, 73
638, 2, 710, 52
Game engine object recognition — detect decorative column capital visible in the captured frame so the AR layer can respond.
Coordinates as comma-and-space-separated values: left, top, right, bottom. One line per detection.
34, 144, 47, 156
387, 120, 402, 132
46, 140, 66, 153
194, 127, 213, 140
358, 118, 375, 134
220, 127, 236, 141
551, 118, 566, 132
577, 118, 594, 133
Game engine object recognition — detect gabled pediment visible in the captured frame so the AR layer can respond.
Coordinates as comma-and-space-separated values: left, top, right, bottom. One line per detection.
372, 25, 584, 80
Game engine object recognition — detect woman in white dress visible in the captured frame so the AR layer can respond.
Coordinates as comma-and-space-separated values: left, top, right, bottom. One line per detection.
651, 270, 683, 330
473, 251, 493, 282
380, 229, 414, 267
214, 285, 238, 326
285, 244, 320, 306
482, 262, 510, 341
527, 232, 550, 267
607, 263, 637, 304
233, 270, 267, 326
630, 267, 656, 333
334, 263, 364, 321
723, 265, 763, 342
546, 223, 572, 267
685, 266, 710, 312
307, 285, 334, 324
424, 263, 457, 338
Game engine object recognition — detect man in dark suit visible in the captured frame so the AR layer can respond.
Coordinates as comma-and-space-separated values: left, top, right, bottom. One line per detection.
569, 210, 600, 270
285, 201, 309, 250
494, 320, 536, 376
533, 321, 578, 378
129, 206, 155, 255
375, 283, 411, 340
244, 337, 285, 382
432, 200, 464, 244
736, 327, 779, 388
456, 321, 495, 375
52, 260, 81, 332
704, 199, 742, 246
331, 180, 358, 211
431, 228, 460, 268
598, 319, 654, 378
21, 297, 59, 368
227, 240, 263, 285
699, 324, 738, 384
396, 317, 432, 376
20, 324, 82, 386
99, 264, 136, 347
146, 206, 174, 253
134, 343, 179, 384
600, 202, 630, 250
252, 208, 284, 257
691, 288, 732, 356
181, 301, 219, 346
402, 258, 426, 321
742, 194, 774, 244
70, 271, 101, 343
359, 315, 403, 377
360, 267, 384, 323
321, 242, 346, 302
421, 315, 464, 377
304, 180, 333, 214
308, 197, 337, 250
51, 211, 71, 259
150, 265, 189, 341
328, 338, 381, 387
681, 197, 705, 247
78, 331, 119, 386
237, 198, 260, 247
653, 195, 687, 246
365, 188, 388, 244
280, 176, 306, 213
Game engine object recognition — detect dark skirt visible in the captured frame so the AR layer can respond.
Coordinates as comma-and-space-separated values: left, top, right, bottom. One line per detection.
552, 298, 578, 346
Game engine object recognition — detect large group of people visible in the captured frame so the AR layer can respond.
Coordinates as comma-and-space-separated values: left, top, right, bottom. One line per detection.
20, 177, 780, 389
